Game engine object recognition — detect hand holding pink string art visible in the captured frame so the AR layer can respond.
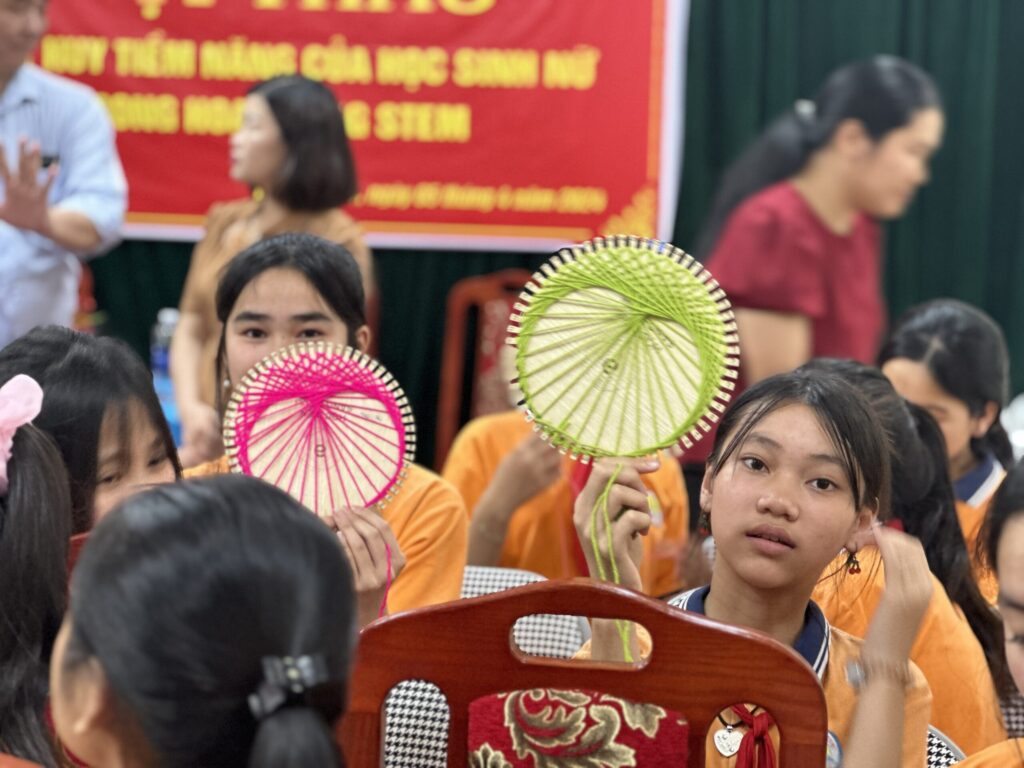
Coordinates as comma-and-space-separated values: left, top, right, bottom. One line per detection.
224, 342, 415, 617
332, 506, 406, 623
0, 374, 44, 496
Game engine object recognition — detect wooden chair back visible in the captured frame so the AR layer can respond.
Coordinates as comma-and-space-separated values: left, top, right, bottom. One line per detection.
339, 579, 828, 766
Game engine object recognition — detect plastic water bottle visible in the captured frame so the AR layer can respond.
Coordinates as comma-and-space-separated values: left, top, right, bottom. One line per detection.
150, 308, 182, 445
150, 308, 178, 395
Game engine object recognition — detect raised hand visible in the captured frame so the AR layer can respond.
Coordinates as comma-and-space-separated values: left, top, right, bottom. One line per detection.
177, 402, 224, 467
331, 507, 406, 628
843, 525, 934, 768
0, 139, 57, 235
492, 431, 563, 508
572, 457, 660, 592
863, 524, 934, 663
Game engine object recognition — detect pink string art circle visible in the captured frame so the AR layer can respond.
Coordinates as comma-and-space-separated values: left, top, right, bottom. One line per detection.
223, 342, 416, 518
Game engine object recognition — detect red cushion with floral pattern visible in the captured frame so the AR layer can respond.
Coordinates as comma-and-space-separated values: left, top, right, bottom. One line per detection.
468, 688, 688, 766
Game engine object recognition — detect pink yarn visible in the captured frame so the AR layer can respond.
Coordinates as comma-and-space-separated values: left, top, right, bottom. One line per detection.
379, 539, 393, 618
229, 347, 408, 513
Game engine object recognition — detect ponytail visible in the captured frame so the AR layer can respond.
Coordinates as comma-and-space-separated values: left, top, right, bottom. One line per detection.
984, 421, 1015, 472
694, 110, 814, 258
800, 359, 1012, 694
246, 654, 346, 768
901, 404, 1013, 696
249, 708, 344, 768
695, 55, 940, 258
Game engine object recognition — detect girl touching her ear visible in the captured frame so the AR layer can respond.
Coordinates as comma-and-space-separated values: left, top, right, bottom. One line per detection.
576, 370, 934, 767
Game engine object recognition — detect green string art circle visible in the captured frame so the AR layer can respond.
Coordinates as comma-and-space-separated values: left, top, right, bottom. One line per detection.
508, 235, 739, 460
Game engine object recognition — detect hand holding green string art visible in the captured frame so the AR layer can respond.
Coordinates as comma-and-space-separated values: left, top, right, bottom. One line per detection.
509, 235, 739, 662
508, 234, 739, 459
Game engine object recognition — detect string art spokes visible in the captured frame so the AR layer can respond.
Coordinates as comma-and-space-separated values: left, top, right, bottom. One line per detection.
508, 234, 739, 459
224, 342, 416, 519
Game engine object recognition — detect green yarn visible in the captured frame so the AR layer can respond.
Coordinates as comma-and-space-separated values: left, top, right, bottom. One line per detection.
512, 235, 738, 664
513, 236, 735, 458
587, 462, 635, 663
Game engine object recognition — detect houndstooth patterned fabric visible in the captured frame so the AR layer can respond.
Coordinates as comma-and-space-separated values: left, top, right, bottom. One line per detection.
383, 567, 587, 767
1004, 691, 1024, 737
459, 564, 546, 598
460, 566, 586, 659
384, 680, 450, 768
926, 726, 964, 766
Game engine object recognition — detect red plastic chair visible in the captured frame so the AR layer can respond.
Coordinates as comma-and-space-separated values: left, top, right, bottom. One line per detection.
434, 269, 531, 470
73, 265, 99, 333
338, 579, 828, 767
365, 290, 380, 359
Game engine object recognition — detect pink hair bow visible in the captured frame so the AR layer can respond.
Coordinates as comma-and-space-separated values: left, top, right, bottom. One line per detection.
0, 375, 44, 496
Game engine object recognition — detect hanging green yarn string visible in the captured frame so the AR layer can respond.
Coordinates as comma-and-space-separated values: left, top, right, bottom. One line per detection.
587, 463, 635, 664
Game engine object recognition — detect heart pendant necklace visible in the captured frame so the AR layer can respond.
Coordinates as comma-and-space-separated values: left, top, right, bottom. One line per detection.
714, 724, 743, 757
714, 708, 758, 758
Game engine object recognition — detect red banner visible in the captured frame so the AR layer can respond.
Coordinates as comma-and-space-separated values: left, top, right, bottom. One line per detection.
39, 0, 686, 250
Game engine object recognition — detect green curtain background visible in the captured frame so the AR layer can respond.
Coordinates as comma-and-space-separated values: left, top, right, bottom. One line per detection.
92, 0, 1024, 469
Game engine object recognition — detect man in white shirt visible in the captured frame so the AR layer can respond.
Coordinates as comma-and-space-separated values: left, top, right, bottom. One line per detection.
0, 0, 126, 347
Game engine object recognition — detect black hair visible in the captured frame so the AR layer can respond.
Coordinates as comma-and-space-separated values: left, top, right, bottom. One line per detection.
707, 368, 891, 520
249, 75, 358, 211
61, 475, 355, 768
0, 327, 183, 533
215, 233, 367, 408
983, 459, 1024, 580
802, 358, 1013, 696
0, 423, 72, 767
695, 55, 941, 258
878, 299, 1013, 469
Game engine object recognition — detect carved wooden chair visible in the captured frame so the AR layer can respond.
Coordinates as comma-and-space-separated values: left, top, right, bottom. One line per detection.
339, 579, 828, 766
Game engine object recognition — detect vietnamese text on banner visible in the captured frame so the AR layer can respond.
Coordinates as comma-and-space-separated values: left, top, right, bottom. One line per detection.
39, 0, 688, 251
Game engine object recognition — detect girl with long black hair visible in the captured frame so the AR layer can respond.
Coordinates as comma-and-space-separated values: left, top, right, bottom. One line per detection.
0, 375, 73, 767
807, 359, 1007, 755
49, 475, 356, 768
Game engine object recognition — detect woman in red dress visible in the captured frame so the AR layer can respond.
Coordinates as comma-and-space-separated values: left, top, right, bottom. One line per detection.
680, 56, 945, 525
